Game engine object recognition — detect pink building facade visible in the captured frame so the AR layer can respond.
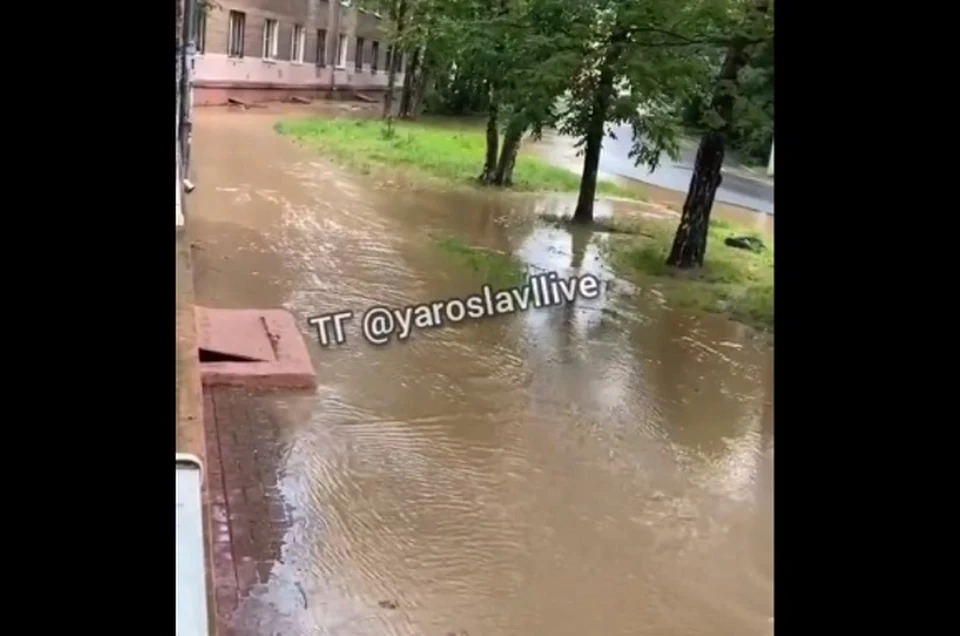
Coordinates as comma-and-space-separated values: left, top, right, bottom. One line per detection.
193, 0, 404, 105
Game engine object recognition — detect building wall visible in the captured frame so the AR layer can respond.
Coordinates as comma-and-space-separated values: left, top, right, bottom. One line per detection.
193, 0, 403, 104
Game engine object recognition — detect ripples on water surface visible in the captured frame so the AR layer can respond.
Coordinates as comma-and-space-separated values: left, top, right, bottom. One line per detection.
191, 110, 773, 636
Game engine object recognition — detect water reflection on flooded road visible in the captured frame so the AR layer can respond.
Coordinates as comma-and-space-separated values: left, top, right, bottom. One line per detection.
190, 107, 773, 636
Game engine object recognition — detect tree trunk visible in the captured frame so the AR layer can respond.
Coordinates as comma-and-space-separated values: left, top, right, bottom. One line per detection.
383, 0, 408, 119
478, 97, 499, 184
572, 64, 614, 224
666, 0, 768, 268
571, 123, 602, 224
666, 44, 750, 267
399, 47, 420, 119
665, 131, 725, 267
411, 63, 429, 118
383, 67, 396, 118
494, 116, 525, 186
478, 0, 509, 183
408, 44, 429, 119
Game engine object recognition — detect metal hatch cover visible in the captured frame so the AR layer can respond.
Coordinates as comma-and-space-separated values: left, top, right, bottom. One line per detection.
195, 307, 317, 390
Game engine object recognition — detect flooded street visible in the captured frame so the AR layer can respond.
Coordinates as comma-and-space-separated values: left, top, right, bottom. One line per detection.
189, 107, 773, 636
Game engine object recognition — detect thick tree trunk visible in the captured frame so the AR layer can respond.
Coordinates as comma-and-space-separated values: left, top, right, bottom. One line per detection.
572, 73, 614, 223
478, 0, 510, 183
666, 132, 725, 267
666, 0, 768, 268
666, 44, 749, 267
572, 120, 603, 224
382, 0, 408, 119
572, 45, 617, 224
494, 117, 525, 186
399, 47, 420, 119
479, 98, 499, 183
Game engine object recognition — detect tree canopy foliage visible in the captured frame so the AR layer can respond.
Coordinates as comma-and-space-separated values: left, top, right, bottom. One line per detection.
363, 0, 773, 264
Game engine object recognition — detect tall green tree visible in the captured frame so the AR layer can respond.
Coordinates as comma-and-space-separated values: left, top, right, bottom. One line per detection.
381, 0, 586, 186
681, 31, 773, 165
558, 0, 723, 224
487, 0, 592, 186
367, 0, 740, 218
666, 0, 773, 268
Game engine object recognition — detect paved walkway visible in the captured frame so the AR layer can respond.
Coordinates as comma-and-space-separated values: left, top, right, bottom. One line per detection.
204, 388, 295, 636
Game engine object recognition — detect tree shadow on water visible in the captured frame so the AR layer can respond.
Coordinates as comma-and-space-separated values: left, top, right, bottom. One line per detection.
570, 224, 594, 271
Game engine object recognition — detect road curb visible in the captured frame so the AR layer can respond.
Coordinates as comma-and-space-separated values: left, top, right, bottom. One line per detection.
722, 167, 774, 187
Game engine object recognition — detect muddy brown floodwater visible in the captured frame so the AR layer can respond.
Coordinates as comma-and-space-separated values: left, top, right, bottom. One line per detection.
189, 107, 773, 636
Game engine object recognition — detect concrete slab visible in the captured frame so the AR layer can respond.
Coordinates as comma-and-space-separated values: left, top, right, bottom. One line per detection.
197, 308, 275, 362
196, 307, 317, 390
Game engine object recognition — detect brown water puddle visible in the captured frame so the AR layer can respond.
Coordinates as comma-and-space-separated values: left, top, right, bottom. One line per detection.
189, 107, 773, 636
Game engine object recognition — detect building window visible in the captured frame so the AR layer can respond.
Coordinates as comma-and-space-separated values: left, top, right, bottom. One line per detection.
371, 41, 379, 74
355, 37, 364, 72
316, 29, 327, 67
262, 19, 279, 60
194, 10, 207, 54
384, 46, 392, 73
227, 11, 245, 58
336, 34, 348, 68
292, 25, 305, 63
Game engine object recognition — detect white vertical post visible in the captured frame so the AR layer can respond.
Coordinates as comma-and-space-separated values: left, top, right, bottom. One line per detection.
176, 139, 185, 228
767, 139, 774, 177
176, 454, 208, 636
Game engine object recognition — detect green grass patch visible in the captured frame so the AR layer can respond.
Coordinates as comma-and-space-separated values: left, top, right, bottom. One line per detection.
591, 217, 773, 330
276, 117, 640, 199
431, 235, 526, 289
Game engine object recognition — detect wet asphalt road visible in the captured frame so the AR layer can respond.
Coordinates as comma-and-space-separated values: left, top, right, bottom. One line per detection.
601, 124, 774, 215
